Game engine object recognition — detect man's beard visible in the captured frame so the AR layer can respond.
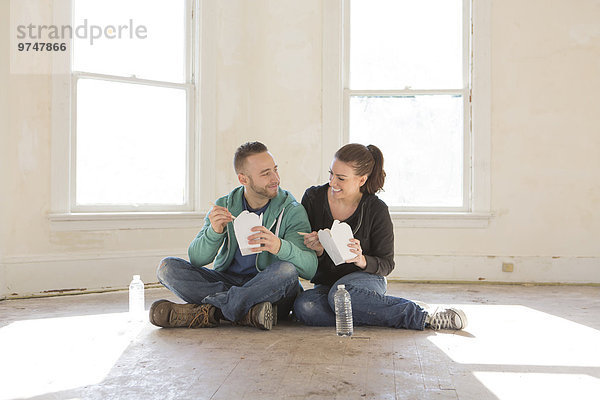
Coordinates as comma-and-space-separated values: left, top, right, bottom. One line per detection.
248, 178, 278, 199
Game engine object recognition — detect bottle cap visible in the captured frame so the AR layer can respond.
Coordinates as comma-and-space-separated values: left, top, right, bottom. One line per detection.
337, 284, 345, 289
133, 275, 140, 280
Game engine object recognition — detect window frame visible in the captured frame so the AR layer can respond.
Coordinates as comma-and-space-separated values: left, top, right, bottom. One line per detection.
71, 1, 195, 213
70, 73, 196, 213
322, 0, 492, 227
50, 0, 218, 230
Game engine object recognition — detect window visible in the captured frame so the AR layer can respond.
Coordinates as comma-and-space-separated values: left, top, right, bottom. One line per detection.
323, 0, 491, 225
51, 0, 219, 230
71, 0, 194, 212
349, 0, 468, 210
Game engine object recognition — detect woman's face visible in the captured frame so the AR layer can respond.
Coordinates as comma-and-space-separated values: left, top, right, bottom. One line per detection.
328, 158, 367, 200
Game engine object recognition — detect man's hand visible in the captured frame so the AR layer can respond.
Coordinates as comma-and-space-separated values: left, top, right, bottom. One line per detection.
208, 205, 234, 234
300, 231, 324, 257
248, 226, 281, 255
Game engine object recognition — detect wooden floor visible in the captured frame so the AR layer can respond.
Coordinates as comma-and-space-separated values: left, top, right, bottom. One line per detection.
1, 282, 599, 400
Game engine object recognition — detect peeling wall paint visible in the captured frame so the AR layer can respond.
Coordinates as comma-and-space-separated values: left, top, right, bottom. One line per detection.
570, 24, 600, 45
17, 120, 39, 174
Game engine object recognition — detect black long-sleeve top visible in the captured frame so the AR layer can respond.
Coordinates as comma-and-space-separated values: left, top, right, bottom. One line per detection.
301, 184, 395, 286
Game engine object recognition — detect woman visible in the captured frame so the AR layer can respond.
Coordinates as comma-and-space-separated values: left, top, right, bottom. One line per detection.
293, 143, 467, 330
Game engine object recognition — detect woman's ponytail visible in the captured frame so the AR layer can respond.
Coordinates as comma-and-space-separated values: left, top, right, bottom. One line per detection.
365, 145, 386, 194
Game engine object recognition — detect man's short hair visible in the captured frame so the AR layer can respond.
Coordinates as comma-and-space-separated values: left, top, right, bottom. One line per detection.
234, 141, 268, 173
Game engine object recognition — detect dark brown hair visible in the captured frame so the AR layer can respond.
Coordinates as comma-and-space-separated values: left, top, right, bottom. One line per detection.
234, 141, 268, 173
334, 143, 386, 194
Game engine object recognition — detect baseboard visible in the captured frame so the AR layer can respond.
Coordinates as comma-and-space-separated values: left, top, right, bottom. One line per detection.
388, 255, 600, 284
2, 252, 598, 299
2, 249, 187, 298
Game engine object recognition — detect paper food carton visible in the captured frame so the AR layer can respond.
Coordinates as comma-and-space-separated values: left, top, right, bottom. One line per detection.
234, 210, 263, 256
318, 220, 354, 266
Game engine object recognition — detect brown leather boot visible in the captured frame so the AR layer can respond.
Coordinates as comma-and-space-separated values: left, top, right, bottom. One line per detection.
236, 302, 274, 330
149, 299, 219, 328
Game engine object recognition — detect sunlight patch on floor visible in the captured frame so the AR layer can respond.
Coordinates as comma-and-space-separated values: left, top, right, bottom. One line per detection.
428, 305, 600, 367
0, 313, 144, 400
473, 372, 600, 400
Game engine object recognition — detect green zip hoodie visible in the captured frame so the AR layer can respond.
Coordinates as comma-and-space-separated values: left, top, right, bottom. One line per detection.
188, 186, 317, 280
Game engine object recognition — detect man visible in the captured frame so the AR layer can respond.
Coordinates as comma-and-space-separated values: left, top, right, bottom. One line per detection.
150, 142, 317, 330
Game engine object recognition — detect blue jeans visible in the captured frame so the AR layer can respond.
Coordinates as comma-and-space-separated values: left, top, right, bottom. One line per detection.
157, 257, 302, 322
293, 272, 426, 330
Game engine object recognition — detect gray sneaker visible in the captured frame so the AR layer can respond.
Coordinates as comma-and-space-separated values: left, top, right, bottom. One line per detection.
426, 307, 468, 330
237, 302, 274, 330
149, 299, 219, 328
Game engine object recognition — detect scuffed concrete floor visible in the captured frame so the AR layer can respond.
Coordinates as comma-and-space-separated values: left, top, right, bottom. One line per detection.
1, 282, 599, 400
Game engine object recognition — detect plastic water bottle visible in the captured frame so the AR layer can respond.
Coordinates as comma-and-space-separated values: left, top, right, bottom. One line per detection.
334, 284, 353, 336
129, 275, 145, 321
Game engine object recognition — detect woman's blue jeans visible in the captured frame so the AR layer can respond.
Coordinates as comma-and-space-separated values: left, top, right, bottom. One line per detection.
293, 272, 426, 330
157, 257, 302, 322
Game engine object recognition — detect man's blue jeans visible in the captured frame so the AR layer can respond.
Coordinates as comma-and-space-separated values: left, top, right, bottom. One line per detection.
157, 257, 302, 322
293, 272, 426, 330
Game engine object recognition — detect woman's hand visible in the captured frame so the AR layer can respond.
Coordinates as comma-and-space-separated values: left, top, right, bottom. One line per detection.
300, 231, 324, 257
346, 238, 367, 269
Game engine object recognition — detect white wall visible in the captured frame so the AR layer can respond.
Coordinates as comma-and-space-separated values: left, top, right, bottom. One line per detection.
1, 0, 599, 298
0, 0, 9, 298
212, 0, 323, 197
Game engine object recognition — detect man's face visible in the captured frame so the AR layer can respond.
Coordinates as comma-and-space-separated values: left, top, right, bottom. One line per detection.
239, 152, 280, 200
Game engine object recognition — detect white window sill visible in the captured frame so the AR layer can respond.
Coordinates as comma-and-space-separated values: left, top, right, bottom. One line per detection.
48, 212, 207, 231
49, 211, 492, 231
390, 212, 493, 228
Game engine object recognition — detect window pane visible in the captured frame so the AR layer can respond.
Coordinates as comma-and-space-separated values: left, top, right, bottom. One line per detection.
73, 0, 186, 83
76, 79, 187, 205
349, 95, 464, 207
350, 0, 463, 89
